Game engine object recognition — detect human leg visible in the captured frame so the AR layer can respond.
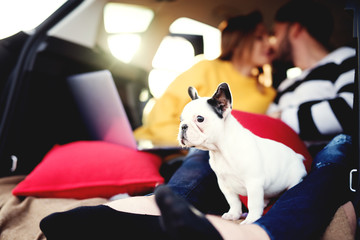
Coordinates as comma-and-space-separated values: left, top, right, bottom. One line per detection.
104, 148, 227, 216
41, 182, 268, 240
154, 184, 223, 240
154, 134, 355, 239
40, 205, 168, 240
167, 148, 229, 214
155, 184, 270, 240
104, 195, 160, 215
254, 134, 354, 239
155, 185, 356, 240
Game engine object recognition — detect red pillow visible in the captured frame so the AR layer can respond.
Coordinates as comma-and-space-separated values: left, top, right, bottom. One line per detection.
231, 110, 312, 214
12, 141, 164, 199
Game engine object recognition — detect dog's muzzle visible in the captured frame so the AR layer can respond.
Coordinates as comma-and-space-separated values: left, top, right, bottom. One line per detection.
180, 124, 188, 145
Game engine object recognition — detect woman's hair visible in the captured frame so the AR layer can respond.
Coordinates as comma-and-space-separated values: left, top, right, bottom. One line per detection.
218, 11, 263, 61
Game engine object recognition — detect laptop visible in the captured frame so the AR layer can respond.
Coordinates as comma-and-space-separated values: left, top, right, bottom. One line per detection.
67, 70, 181, 151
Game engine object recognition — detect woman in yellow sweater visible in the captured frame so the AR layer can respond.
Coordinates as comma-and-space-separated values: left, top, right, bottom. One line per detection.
134, 11, 276, 145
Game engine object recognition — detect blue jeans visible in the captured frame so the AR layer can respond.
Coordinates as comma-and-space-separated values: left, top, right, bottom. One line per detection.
168, 134, 355, 239
167, 148, 229, 215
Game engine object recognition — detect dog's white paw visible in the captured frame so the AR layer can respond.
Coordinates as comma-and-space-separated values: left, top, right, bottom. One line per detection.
221, 212, 241, 221
240, 214, 261, 224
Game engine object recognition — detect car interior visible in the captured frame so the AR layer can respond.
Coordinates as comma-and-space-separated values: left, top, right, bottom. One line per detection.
0, 0, 359, 237
0, 0, 357, 174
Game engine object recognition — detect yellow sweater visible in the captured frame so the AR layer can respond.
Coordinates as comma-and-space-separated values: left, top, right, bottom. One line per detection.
134, 59, 276, 145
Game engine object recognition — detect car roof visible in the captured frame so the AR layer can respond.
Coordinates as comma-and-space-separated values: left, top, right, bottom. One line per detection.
49, 0, 354, 72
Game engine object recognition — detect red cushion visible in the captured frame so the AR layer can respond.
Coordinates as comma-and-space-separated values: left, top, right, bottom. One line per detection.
12, 141, 164, 199
231, 110, 312, 214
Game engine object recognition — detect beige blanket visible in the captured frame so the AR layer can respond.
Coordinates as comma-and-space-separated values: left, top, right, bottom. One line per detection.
0, 176, 107, 240
0, 176, 355, 239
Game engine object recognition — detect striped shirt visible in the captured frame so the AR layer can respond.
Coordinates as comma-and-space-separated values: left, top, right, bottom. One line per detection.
268, 47, 356, 142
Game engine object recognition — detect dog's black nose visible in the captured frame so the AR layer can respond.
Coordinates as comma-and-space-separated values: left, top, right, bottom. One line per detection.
181, 124, 188, 131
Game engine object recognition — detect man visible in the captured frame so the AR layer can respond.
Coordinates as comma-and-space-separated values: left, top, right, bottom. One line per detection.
267, 1, 356, 155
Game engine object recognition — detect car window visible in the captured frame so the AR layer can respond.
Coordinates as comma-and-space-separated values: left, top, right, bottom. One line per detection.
149, 35, 195, 98
0, 0, 67, 39
170, 17, 221, 60
149, 18, 221, 98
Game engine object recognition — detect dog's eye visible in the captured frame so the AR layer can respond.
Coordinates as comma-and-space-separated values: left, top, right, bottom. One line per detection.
197, 115, 204, 123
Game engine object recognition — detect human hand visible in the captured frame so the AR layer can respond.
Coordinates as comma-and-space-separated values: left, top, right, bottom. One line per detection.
268, 111, 281, 119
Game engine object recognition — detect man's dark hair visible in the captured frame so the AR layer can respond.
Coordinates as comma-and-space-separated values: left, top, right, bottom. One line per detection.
275, 0, 334, 49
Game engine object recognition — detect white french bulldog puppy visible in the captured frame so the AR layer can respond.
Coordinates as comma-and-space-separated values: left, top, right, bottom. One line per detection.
178, 82, 307, 224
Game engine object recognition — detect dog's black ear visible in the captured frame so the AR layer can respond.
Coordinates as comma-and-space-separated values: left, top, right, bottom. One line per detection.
207, 83, 232, 118
188, 86, 199, 100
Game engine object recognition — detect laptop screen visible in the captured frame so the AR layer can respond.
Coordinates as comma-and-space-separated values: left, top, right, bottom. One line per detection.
67, 70, 137, 150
